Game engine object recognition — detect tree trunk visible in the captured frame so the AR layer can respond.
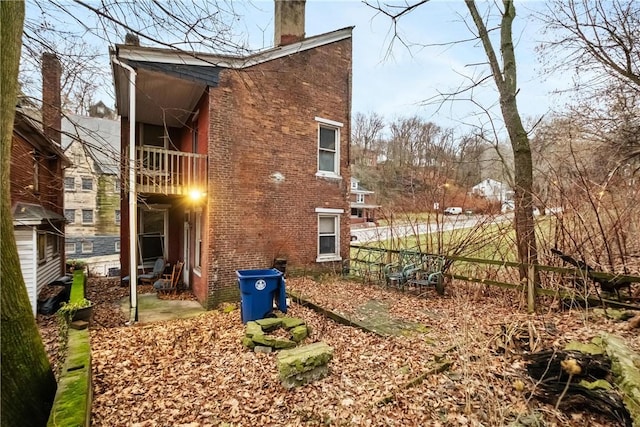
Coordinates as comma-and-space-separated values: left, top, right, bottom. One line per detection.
1, 2, 57, 426
465, 0, 539, 292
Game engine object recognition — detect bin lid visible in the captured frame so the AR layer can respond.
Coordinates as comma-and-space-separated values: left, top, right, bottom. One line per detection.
236, 268, 282, 278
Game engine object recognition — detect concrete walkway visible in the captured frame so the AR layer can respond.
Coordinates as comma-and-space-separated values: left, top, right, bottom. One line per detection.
119, 293, 206, 324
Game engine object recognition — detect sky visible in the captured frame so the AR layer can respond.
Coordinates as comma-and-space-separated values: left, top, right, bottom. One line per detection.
25, 0, 575, 137
237, 0, 572, 133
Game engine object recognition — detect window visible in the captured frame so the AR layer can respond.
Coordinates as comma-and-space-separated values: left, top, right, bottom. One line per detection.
81, 177, 93, 190
195, 210, 203, 270
115, 210, 121, 224
49, 234, 59, 255
315, 208, 343, 261
65, 209, 75, 223
351, 180, 357, 190
356, 194, 365, 204
115, 240, 120, 253
64, 177, 75, 190
82, 209, 94, 224
81, 241, 93, 254
33, 153, 40, 193
315, 117, 342, 177
113, 178, 121, 192
65, 243, 76, 254
37, 232, 46, 263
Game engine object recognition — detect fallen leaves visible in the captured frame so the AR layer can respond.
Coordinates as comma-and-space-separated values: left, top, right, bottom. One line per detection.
36, 275, 639, 426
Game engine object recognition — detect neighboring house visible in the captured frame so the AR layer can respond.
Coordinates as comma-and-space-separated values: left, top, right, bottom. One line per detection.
11, 53, 70, 315
350, 177, 380, 226
471, 179, 513, 202
62, 109, 121, 276
111, 0, 353, 309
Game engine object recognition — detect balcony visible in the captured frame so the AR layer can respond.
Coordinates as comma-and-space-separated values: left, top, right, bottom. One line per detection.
136, 146, 207, 195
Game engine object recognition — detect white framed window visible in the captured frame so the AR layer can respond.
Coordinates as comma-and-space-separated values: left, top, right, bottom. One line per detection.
81, 241, 93, 254
315, 208, 343, 262
115, 210, 121, 224
315, 117, 342, 177
65, 209, 75, 223
113, 178, 121, 192
194, 210, 203, 271
65, 242, 76, 254
81, 177, 93, 191
82, 209, 94, 224
37, 232, 46, 263
33, 153, 40, 193
64, 177, 75, 190
356, 194, 365, 204
350, 179, 357, 190
115, 240, 120, 253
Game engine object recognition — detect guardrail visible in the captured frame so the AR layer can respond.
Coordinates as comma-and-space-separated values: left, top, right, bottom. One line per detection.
136, 146, 207, 195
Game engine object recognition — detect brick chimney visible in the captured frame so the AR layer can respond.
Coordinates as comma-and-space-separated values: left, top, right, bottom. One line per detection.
42, 52, 61, 144
274, 0, 306, 46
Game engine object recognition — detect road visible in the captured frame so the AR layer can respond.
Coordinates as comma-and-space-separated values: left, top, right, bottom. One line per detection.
350, 214, 513, 244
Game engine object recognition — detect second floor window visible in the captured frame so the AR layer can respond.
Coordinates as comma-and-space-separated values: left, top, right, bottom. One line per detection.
64, 177, 75, 190
113, 178, 121, 192
81, 178, 93, 191
65, 209, 75, 224
115, 210, 121, 224
316, 117, 342, 177
82, 209, 93, 224
356, 194, 365, 204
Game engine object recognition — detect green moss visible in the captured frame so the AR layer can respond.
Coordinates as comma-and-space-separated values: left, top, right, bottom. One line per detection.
256, 318, 283, 331
281, 317, 305, 329
579, 379, 612, 390
564, 341, 604, 355
245, 321, 263, 338
241, 337, 255, 349
291, 325, 308, 342
69, 270, 86, 303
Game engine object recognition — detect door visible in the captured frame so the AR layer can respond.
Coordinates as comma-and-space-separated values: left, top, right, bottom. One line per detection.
183, 213, 190, 288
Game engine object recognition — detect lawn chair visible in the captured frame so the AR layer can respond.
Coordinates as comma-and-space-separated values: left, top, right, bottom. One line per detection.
383, 250, 422, 290
138, 257, 166, 286
154, 261, 184, 294
407, 255, 445, 296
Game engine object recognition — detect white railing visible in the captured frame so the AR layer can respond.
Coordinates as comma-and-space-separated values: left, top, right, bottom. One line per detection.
136, 146, 207, 195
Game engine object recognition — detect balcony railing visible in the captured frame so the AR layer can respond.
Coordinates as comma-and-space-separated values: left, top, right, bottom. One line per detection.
136, 146, 207, 195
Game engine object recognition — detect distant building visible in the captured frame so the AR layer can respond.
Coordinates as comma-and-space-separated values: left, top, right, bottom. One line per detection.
350, 177, 380, 226
62, 110, 121, 276
471, 179, 512, 202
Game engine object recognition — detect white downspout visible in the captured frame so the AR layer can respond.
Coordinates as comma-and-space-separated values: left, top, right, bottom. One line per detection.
112, 56, 138, 323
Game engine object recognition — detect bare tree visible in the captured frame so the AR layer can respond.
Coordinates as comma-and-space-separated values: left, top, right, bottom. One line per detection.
538, 0, 640, 91
366, 1, 540, 296
351, 111, 385, 166
1, 2, 57, 425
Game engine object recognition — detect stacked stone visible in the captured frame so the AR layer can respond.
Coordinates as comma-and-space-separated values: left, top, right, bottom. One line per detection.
276, 342, 334, 388
241, 317, 309, 353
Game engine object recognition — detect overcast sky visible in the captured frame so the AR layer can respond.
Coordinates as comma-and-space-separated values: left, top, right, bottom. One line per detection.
26, 0, 574, 137
235, 0, 573, 135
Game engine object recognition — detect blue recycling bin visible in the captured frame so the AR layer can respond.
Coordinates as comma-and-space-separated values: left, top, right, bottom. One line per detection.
236, 268, 287, 323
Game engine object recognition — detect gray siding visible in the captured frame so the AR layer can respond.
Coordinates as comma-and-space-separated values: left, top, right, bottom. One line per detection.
66, 236, 120, 258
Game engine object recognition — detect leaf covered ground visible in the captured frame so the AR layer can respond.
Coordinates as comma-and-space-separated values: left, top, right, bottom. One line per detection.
37, 276, 638, 426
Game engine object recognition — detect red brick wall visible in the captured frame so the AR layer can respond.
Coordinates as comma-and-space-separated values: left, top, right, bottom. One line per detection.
205, 37, 352, 307
10, 133, 64, 215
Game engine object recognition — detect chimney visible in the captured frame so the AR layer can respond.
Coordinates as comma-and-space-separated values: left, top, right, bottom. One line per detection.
124, 32, 140, 46
42, 52, 61, 144
274, 0, 306, 46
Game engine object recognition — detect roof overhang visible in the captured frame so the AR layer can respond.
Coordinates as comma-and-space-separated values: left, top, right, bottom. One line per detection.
12, 203, 65, 226
111, 27, 353, 128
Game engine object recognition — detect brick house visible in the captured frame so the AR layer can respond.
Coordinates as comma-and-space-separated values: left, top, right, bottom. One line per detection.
349, 177, 380, 226
11, 53, 69, 315
62, 110, 121, 276
111, 0, 353, 309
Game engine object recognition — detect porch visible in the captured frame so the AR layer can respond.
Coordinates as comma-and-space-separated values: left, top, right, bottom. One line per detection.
136, 145, 207, 196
